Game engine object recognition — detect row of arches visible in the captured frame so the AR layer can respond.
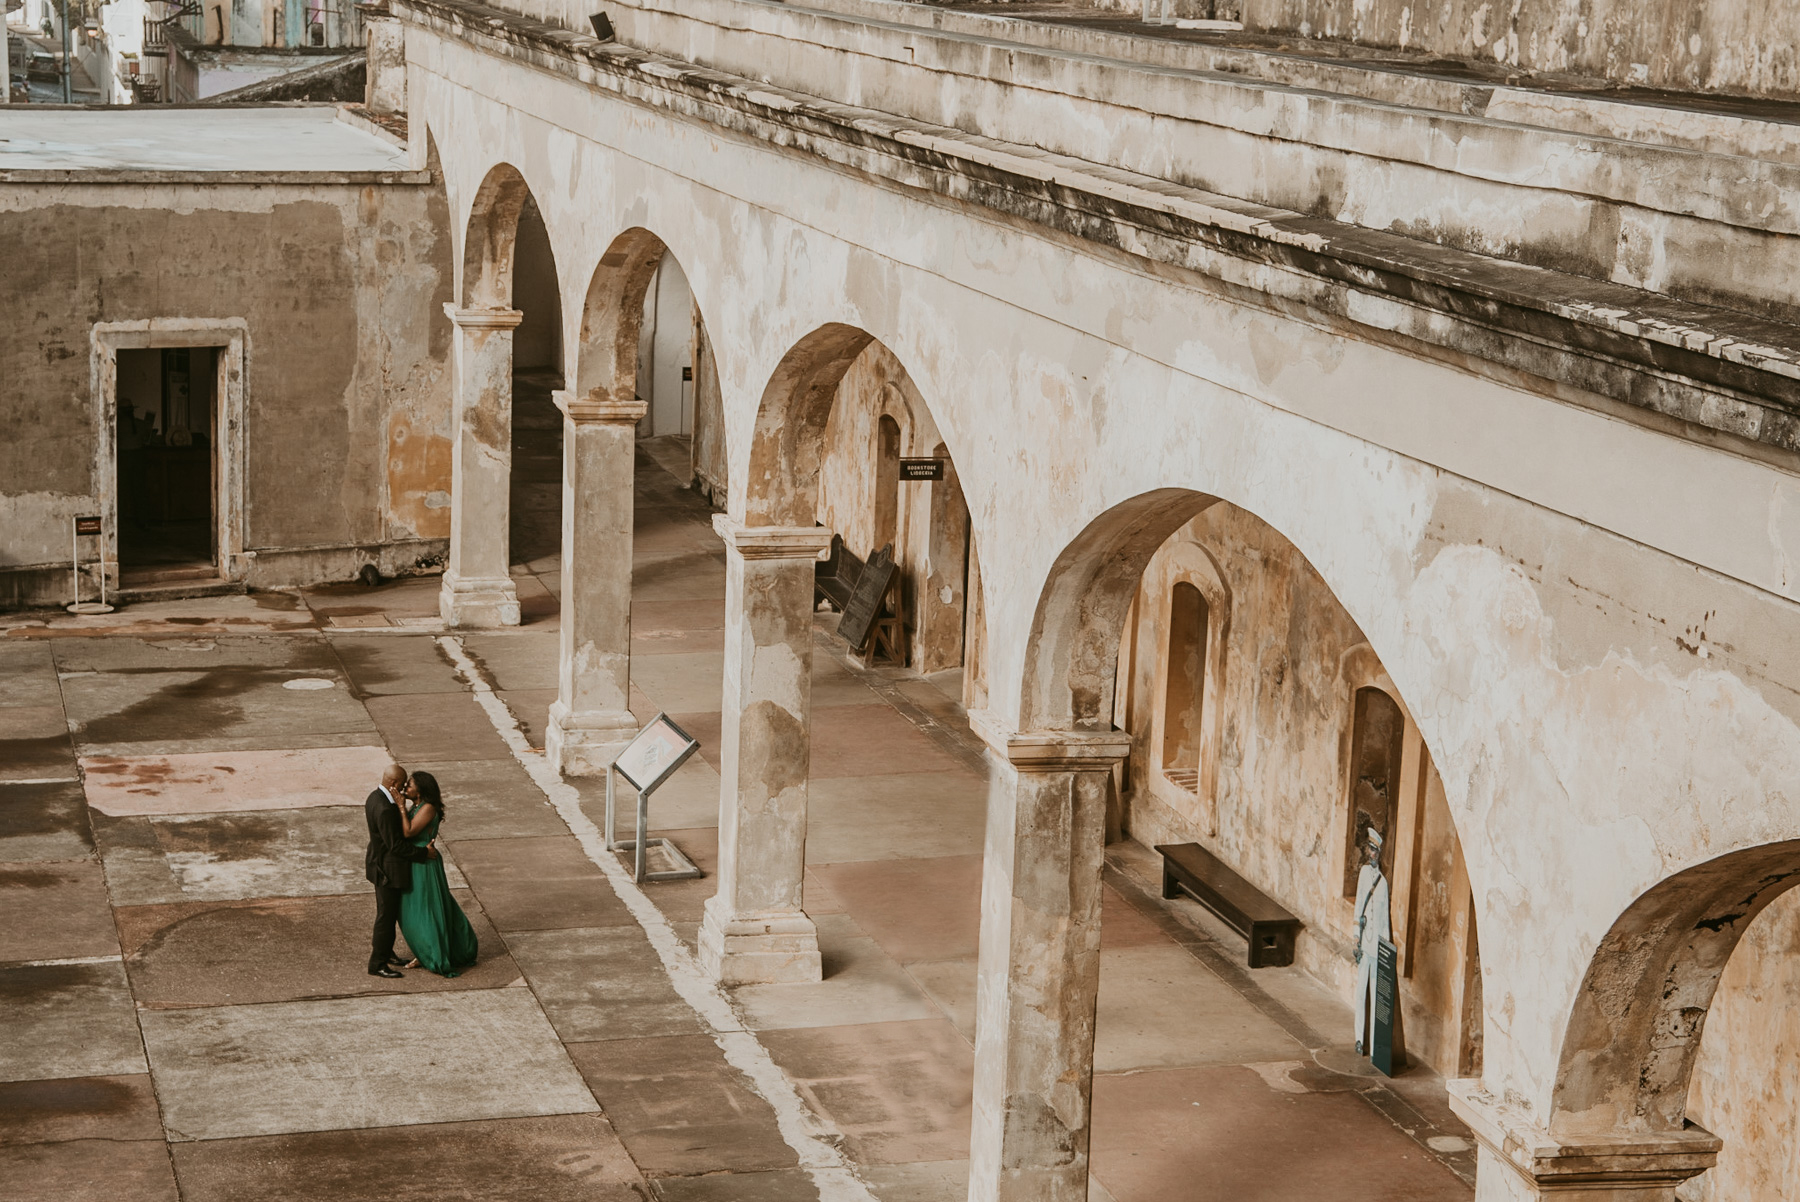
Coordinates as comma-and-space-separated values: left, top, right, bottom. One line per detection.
429, 135, 1800, 1201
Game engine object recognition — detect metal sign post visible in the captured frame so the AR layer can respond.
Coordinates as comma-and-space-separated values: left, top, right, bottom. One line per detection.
67, 515, 114, 615
605, 713, 703, 884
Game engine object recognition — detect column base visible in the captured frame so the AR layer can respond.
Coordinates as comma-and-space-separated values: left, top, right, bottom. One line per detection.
545, 700, 638, 776
698, 896, 822, 985
1448, 1081, 1720, 1201
439, 572, 520, 628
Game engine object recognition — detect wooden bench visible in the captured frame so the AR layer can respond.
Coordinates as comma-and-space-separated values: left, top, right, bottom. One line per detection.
814, 532, 866, 612
1155, 842, 1302, 968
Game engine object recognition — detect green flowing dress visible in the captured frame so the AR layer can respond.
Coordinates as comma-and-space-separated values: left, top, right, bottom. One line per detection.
397, 811, 478, 976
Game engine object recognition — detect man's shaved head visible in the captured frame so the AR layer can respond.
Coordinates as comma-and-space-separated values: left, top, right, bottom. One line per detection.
382, 764, 407, 789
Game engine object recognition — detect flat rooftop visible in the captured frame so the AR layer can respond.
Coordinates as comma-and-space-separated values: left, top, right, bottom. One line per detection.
0, 106, 410, 174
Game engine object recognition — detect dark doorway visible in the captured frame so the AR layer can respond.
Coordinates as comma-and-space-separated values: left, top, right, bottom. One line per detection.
117, 346, 218, 576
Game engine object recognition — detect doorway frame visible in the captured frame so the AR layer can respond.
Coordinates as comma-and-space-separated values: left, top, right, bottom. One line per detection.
92, 318, 249, 585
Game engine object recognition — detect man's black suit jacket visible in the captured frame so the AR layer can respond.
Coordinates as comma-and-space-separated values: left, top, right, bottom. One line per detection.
364, 788, 431, 891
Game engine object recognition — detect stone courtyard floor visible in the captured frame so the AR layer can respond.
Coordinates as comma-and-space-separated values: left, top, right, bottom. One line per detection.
0, 437, 1475, 1201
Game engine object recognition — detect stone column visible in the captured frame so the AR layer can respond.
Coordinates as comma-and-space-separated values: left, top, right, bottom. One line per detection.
966, 714, 1131, 1202
439, 305, 523, 628
698, 517, 834, 986
1448, 1083, 1721, 1202
546, 388, 646, 775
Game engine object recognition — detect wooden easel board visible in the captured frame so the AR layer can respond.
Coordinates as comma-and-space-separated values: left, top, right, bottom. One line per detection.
837, 544, 896, 652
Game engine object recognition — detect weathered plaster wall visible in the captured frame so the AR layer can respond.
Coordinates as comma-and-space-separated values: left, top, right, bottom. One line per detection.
410, 18, 1800, 1182
1236, 0, 1800, 100
1681, 889, 1800, 1201
0, 177, 453, 605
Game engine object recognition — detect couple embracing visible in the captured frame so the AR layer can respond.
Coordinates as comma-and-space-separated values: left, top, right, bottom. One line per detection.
364, 764, 478, 979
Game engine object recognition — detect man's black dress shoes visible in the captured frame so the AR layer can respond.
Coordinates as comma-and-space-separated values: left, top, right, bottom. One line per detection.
385, 954, 408, 967
369, 966, 404, 979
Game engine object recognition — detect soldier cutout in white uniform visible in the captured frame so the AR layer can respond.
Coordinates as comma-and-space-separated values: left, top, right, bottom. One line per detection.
1352, 830, 1390, 1056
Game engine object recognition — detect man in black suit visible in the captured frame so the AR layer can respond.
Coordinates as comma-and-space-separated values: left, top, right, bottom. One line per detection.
365, 763, 438, 978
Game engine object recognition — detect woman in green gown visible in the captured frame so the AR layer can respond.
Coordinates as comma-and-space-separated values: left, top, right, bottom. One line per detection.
396, 771, 479, 976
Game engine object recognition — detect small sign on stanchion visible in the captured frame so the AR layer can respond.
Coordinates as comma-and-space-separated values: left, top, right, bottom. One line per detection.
605, 713, 704, 884
67, 515, 115, 615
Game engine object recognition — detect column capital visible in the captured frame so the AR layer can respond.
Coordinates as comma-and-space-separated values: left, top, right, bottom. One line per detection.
443, 303, 523, 330
967, 710, 1131, 771
711, 516, 834, 560
1447, 1081, 1720, 1195
552, 388, 648, 425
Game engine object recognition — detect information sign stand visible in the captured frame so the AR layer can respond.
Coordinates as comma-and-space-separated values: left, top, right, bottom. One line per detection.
67, 515, 115, 615
1372, 937, 1401, 1077
605, 713, 704, 884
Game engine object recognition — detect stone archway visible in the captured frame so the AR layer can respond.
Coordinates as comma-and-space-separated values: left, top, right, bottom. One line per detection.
439, 160, 561, 628
546, 227, 712, 775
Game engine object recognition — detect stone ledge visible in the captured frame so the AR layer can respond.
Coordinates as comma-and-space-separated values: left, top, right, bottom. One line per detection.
395, 0, 1800, 457
1447, 1080, 1721, 1191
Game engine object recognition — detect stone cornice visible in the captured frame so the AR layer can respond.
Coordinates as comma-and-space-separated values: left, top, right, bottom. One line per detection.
397, 0, 1800, 455
968, 710, 1132, 771
711, 516, 835, 560
444, 304, 524, 329
552, 389, 649, 424
1447, 1081, 1721, 1191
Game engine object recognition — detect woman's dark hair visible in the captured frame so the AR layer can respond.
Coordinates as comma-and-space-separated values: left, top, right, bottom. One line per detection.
410, 770, 445, 817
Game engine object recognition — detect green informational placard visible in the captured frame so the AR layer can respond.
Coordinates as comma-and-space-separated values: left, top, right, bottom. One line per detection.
1372, 937, 1400, 1077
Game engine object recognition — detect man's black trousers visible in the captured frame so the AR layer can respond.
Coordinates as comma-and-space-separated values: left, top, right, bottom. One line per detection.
370, 884, 404, 970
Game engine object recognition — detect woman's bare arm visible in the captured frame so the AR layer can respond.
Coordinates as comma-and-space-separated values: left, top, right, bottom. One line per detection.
399, 802, 436, 838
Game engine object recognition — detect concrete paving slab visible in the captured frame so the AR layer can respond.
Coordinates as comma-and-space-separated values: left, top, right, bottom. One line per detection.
95, 806, 375, 906
0, 859, 119, 963
505, 926, 702, 1042
0, 780, 93, 862
632, 625, 726, 656
633, 599, 725, 639
861, 1159, 970, 1202
567, 1033, 798, 1176
0, 1074, 163, 1145
733, 913, 939, 1032
0, 961, 146, 1082
806, 856, 983, 964
604, 827, 716, 942
0, 1138, 179, 1202
363, 692, 514, 762
142, 989, 599, 1140
809, 706, 963, 780
407, 759, 570, 840
902, 958, 977, 1041
1094, 945, 1306, 1072
808, 655, 887, 710
61, 667, 375, 752
0, 706, 75, 781
1088, 1064, 1471, 1201
79, 745, 393, 817
447, 836, 635, 932
0, 645, 62, 708
631, 549, 727, 602
630, 652, 725, 714
649, 1168, 821, 1201
498, 688, 558, 749
118, 892, 515, 1008
759, 1017, 974, 1164
462, 632, 560, 691
303, 576, 444, 619
169, 1113, 649, 1201
805, 773, 987, 867
48, 635, 337, 675
1100, 883, 1169, 949
326, 634, 466, 695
